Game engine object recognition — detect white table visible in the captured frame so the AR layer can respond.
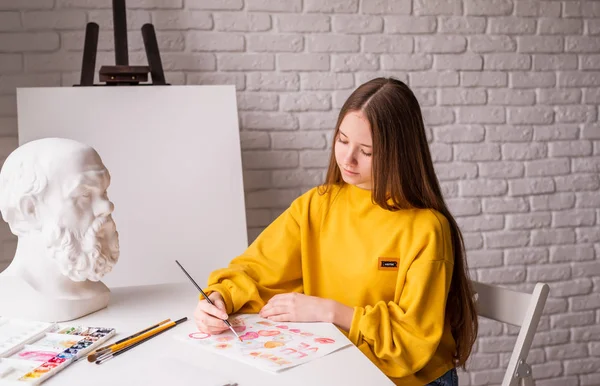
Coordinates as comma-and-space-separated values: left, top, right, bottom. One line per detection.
45, 283, 394, 385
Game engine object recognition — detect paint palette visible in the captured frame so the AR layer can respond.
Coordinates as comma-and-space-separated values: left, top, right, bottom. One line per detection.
0, 318, 115, 385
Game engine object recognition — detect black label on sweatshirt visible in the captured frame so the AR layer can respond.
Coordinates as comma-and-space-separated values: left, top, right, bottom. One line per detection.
378, 257, 399, 271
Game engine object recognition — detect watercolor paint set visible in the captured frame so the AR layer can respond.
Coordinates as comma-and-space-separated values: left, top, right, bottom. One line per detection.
0, 317, 115, 385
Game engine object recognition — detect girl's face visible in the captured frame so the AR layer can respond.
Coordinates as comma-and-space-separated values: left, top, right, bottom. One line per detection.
334, 111, 373, 190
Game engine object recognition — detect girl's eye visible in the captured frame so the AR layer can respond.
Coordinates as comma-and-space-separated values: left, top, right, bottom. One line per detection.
337, 137, 348, 144
361, 149, 372, 157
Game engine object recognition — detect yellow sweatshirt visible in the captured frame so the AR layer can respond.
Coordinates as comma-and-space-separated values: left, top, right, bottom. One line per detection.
205, 183, 457, 385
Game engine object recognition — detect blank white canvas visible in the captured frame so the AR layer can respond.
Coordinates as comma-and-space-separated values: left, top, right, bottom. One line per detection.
16, 86, 248, 288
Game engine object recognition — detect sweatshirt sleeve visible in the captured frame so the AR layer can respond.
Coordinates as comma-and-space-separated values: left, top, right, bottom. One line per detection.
204, 199, 304, 315
347, 219, 454, 378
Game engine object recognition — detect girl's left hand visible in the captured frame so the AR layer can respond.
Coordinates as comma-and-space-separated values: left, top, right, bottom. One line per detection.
259, 293, 334, 323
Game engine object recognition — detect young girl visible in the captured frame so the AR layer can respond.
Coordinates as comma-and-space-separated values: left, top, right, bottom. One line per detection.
194, 78, 478, 385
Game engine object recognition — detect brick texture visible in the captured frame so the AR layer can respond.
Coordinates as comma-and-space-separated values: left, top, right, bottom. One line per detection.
0, 2, 599, 385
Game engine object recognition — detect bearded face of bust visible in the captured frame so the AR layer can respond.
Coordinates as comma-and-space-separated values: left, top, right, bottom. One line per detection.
0, 138, 120, 283
39, 163, 120, 282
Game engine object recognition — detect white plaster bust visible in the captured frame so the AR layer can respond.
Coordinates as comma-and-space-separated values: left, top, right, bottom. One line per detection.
0, 138, 120, 322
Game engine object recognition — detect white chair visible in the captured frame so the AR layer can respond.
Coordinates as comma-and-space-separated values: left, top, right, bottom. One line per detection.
471, 281, 550, 386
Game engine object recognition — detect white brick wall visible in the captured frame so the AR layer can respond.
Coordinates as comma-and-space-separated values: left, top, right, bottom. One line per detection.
0, 0, 599, 383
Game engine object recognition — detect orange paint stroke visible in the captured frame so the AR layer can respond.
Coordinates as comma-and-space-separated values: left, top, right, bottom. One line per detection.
258, 330, 280, 337
264, 341, 284, 349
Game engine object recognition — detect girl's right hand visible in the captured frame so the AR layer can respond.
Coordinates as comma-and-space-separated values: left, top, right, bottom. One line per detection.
193, 291, 231, 335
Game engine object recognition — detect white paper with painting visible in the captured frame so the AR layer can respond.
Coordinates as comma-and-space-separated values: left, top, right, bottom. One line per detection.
176, 314, 351, 373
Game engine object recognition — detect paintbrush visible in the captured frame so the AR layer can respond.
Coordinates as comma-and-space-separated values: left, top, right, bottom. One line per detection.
175, 260, 243, 342
95, 318, 187, 364
87, 319, 171, 362
93, 317, 187, 362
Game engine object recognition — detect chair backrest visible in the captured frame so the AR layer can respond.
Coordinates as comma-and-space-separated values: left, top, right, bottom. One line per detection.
471, 281, 550, 386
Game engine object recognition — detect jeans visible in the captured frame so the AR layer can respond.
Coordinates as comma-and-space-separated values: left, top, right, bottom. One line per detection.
426, 368, 458, 386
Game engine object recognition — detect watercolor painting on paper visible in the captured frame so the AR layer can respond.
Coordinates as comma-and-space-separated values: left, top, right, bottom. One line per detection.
176, 314, 350, 373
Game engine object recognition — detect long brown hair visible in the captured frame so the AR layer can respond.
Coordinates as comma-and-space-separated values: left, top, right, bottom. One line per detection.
321, 77, 477, 367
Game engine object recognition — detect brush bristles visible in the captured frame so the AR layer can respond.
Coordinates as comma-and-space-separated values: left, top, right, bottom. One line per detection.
87, 348, 110, 362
